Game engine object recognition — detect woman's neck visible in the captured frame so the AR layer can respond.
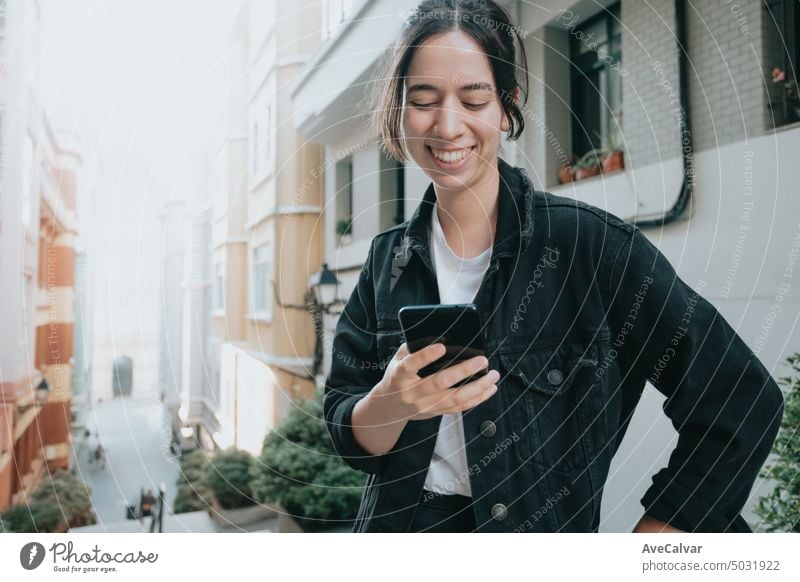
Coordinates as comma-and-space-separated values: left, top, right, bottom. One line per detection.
433, 166, 500, 260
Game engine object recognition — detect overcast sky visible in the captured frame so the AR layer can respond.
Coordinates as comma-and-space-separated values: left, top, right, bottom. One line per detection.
38, 0, 241, 395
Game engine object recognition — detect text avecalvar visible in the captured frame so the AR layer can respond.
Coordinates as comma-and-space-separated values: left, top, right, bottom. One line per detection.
642, 544, 702, 554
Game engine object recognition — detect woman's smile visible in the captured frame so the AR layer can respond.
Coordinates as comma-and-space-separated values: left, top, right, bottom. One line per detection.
426, 145, 476, 170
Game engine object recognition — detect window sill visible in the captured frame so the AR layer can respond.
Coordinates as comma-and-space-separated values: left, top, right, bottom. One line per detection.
247, 312, 273, 324
765, 119, 800, 135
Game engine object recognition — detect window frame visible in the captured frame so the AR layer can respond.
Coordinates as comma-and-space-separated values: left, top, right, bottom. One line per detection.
322, 0, 355, 41
249, 243, 272, 321
765, 0, 800, 127
213, 262, 225, 312
569, 2, 623, 160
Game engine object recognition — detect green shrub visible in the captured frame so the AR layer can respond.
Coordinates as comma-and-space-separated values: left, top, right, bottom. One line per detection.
0, 470, 96, 532
250, 386, 366, 529
173, 449, 214, 514
756, 353, 799, 531
203, 448, 256, 510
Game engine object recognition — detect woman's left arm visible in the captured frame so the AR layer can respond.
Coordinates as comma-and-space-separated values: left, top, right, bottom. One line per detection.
603, 226, 785, 532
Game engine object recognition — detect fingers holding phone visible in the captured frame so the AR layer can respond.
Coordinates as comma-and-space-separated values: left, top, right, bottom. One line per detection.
421, 354, 499, 416
377, 341, 499, 421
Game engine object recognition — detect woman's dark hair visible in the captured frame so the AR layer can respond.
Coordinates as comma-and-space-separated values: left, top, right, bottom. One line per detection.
371, 0, 529, 161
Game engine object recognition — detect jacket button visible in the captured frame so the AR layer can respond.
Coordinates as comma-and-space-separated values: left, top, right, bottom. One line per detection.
491, 503, 508, 521
480, 420, 496, 437
547, 369, 564, 385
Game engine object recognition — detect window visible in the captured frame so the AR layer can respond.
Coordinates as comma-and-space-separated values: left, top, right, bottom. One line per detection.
252, 122, 259, 176
250, 102, 273, 182
250, 243, 272, 318
264, 104, 271, 167
569, 3, 623, 160
21, 134, 34, 226
379, 152, 404, 231
323, 0, 355, 40
765, 0, 800, 127
334, 155, 353, 245
0, 0, 6, 55
214, 263, 225, 311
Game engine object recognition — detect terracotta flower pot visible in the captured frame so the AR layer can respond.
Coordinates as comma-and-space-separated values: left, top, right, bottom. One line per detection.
601, 150, 625, 173
558, 164, 574, 184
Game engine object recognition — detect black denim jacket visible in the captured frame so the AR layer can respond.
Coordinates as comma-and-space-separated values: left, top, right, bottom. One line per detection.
323, 157, 784, 533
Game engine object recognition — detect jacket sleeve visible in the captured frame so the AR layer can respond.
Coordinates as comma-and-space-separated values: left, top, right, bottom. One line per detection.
604, 226, 785, 532
323, 239, 390, 476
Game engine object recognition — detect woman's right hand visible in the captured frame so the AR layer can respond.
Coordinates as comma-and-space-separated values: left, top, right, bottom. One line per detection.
373, 342, 500, 422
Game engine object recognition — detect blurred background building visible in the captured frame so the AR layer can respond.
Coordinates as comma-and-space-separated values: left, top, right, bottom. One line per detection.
0, 0, 84, 511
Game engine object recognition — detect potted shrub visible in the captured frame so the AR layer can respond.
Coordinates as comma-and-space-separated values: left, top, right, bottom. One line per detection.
0, 470, 96, 532
573, 149, 603, 180
204, 447, 276, 527
250, 385, 366, 532
173, 449, 214, 514
755, 352, 799, 531
335, 218, 352, 246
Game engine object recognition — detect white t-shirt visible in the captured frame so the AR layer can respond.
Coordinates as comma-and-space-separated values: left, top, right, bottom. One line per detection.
423, 201, 492, 497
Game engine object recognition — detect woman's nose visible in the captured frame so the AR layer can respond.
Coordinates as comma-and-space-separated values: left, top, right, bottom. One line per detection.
432, 103, 465, 142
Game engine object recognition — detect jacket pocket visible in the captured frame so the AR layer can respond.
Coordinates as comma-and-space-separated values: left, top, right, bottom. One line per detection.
498, 339, 601, 474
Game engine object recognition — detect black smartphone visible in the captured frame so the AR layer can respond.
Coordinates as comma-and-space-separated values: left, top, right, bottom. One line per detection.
398, 303, 488, 388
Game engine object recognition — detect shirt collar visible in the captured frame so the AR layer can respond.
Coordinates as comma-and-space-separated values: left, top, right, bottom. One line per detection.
405, 156, 535, 260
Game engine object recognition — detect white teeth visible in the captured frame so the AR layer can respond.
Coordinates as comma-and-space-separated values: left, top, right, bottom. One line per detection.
430, 147, 471, 163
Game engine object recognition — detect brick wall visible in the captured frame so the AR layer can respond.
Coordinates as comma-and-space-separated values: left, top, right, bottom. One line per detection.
621, 0, 680, 168
528, 0, 775, 176
686, 0, 765, 151
523, 26, 572, 189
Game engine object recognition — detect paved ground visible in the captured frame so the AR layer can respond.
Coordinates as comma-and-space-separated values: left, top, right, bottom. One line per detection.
69, 395, 280, 533
71, 510, 279, 533
70, 396, 182, 527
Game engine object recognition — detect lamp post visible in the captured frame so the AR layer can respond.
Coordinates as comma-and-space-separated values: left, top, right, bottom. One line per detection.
273, 262, 346, 379
310, 262, 340, 308
36, 378, 50, 405
308, 263, 346, 377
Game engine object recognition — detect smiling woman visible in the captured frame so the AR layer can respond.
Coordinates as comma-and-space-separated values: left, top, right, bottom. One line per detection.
325, 0, 784, 535
371, 0, 528, 260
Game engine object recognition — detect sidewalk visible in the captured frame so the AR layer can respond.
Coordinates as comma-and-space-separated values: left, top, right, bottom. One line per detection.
71, 396, 181, 527
71, 510, 278, 533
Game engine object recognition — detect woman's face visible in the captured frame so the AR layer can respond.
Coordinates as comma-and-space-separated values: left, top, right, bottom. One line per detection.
402, 30, 510, 194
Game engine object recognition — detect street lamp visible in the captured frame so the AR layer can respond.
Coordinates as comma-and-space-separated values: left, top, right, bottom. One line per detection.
273, 262, 347, 379
36, 378, 50, 405
310, 262, 341, 308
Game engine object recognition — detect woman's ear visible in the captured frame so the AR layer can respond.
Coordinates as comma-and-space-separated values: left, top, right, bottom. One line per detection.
500, 86, 520, 132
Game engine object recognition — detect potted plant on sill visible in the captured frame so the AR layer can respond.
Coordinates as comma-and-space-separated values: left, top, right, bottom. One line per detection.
599, 120, 625, 174
573, 149, 603, 180
558, 155, 577, 184
335, 218, 352, 246
769, 66, 800, 123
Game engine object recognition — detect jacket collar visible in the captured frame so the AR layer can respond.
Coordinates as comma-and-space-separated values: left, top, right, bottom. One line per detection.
404, 156, 535, 260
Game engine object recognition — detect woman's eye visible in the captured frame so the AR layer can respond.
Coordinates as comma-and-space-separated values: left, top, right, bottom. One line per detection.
463, 102, 489, 110
410, 102, 436, 109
